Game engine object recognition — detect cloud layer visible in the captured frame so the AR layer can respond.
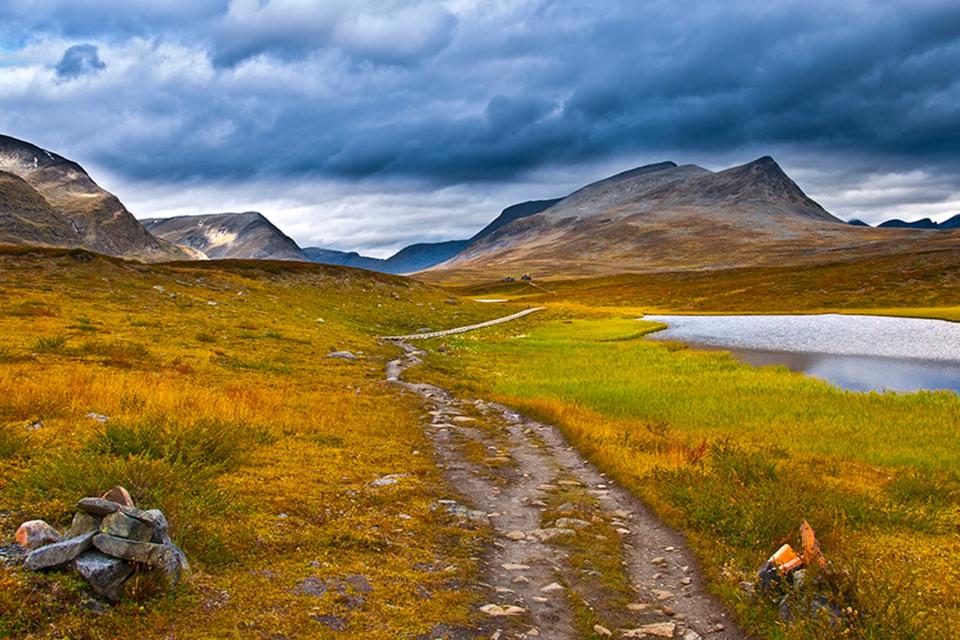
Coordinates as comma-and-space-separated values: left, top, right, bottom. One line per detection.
1, 0, 958, 253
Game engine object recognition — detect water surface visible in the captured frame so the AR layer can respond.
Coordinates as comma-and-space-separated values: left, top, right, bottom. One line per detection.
646, 314, 960, 393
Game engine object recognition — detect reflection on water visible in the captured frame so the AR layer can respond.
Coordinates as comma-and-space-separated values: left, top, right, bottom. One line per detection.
697, 345, 960, 394
645, 314, 960, 394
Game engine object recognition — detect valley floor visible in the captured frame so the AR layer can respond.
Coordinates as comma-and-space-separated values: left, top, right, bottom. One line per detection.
1, 248, 958, 640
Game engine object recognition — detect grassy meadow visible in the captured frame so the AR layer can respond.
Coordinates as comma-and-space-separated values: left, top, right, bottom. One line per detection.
447, 249, 960, 321
414, 312, 960, 639
0, 247, 506, 639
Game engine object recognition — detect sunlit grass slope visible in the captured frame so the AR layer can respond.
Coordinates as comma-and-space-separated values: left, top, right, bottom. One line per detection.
0, 247, 504, 639
449, 249, 960, 320
416, 313, 960, 640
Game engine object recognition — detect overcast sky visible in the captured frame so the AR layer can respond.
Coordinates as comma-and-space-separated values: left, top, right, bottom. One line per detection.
1, 1, 958, 256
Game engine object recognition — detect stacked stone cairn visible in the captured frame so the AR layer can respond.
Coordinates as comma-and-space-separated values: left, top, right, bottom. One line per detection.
13, 486, 189, 603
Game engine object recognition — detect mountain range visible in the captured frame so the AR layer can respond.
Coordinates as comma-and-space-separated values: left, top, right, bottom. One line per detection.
428, 157, 960, 280
2, 133, 958, 277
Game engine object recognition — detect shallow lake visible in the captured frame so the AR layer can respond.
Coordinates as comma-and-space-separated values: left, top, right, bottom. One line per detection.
645, 314, 960, 393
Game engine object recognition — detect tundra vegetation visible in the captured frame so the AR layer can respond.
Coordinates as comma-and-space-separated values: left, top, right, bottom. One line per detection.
0, 247, 500, 639
1, 245, 958, 639
413, 310, 960, 640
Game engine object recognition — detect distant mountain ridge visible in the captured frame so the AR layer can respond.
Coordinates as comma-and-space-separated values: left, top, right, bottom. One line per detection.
143, 212, 307, 261
0, 134, 190, 261
303, 198, 561, 274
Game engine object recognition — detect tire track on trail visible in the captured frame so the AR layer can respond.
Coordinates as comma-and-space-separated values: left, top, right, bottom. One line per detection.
384, 311, 747, 640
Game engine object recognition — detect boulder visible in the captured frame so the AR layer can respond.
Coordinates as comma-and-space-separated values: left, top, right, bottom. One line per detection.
101, 512, 154, 542
75, 551, 133, 603
328, 351, 357, 360
65, 512, 102, 538
15, 520, 61, 550
100, 486, 135, 508
77, 497, 121, 517
24, 532, 95, 570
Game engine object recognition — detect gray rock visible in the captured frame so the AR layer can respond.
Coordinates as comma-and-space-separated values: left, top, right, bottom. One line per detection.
101, 512, 154, 542
75, 551, 133, 603
77, 497, 121, 517
370, 473, 408, 487
65, 512, 102, 538
24, 532, 95, 570
328, 351, 357, 360
92, 534, 186, 588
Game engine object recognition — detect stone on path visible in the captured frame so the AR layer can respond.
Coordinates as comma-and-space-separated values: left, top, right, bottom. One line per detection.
500, 563, 530, 571
553, 517, 590, 529
480, 604, 526, 617
505, 531, 526, 541
623, 622, 676, 638
15, 520, 61, 550
24, 532, 95, 570
593, 624, 612, 637
75, 551, 133, 603
540, 582, 564, 593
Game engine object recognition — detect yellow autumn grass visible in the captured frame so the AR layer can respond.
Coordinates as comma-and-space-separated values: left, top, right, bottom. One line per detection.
0, 247, 504, 639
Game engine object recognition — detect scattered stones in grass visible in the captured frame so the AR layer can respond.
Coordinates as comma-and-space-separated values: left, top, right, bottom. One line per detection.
370, 473, 408, 487
15, 520, 61, 549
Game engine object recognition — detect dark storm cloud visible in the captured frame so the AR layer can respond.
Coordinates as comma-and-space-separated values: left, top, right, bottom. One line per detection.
54, 44, 105, 79
1, 0, 959, 247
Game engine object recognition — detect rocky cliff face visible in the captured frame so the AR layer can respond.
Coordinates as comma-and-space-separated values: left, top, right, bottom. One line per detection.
142, 212, 307, 261
0, 135, 189, 261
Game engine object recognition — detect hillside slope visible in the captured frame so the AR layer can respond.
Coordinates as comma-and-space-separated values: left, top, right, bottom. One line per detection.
0, 135, 189, 261
0, 170, 84, 248
143, 212, 307, 261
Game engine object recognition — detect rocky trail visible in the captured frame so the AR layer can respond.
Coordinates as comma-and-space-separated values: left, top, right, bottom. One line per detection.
385, 313, 746, 640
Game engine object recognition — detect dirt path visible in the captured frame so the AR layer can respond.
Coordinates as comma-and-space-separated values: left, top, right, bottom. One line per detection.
386, 327, 747, 639
381, 307, 545, 341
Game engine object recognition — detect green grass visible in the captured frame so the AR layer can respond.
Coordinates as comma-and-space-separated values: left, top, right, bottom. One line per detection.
416, 313, 960, 639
